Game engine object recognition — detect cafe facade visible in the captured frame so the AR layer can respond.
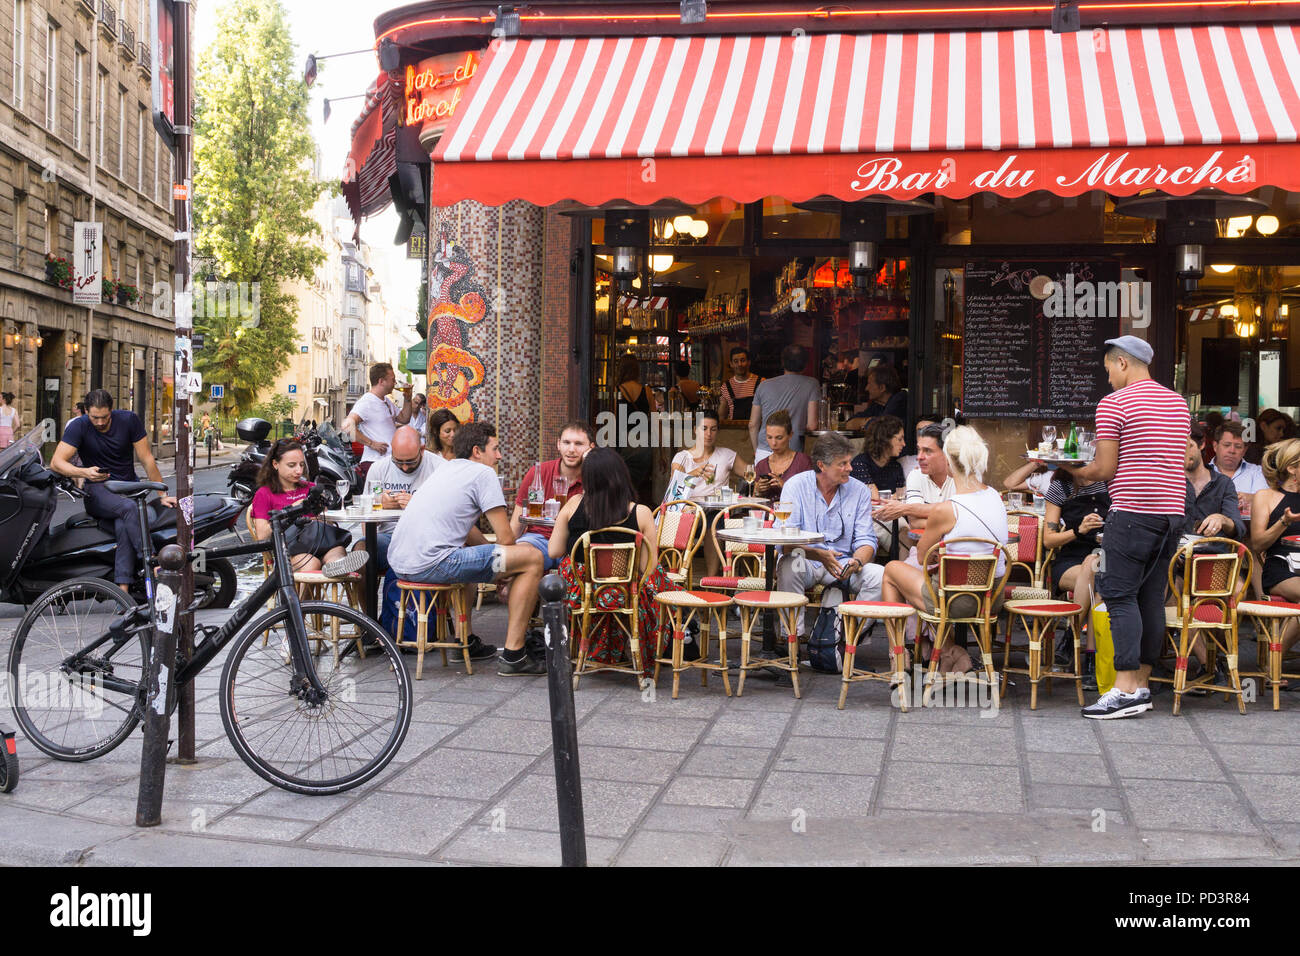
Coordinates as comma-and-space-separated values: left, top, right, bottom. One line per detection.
349, 0, 1300, 490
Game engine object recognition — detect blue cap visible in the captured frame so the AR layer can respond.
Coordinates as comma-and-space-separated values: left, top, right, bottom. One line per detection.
1104, 335, 1154, 365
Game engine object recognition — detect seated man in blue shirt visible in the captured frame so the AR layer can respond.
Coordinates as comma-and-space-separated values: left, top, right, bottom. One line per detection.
49, 388, 175, 591
775, 432, 885, 638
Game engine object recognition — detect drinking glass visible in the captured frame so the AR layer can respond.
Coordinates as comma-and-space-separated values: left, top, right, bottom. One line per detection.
775, 502, 794, 531
334, 479, 351, 510
743, 464, 756, 495
1041, 425, 1057, 448
552, 475, 569, 503
1008, 492, 1024, 511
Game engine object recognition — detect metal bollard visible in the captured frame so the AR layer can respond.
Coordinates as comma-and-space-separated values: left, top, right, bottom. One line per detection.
136, 544, 186, 827
539, 573, 586, 867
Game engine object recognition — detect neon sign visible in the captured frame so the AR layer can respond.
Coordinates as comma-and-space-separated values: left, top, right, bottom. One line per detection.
405, 50, 479, 144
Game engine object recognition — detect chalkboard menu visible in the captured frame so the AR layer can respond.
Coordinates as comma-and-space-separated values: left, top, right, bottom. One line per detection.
962, 260, 1122, 419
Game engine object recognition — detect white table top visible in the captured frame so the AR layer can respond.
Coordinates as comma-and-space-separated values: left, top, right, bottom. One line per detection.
321, 508, 403, 523
698, 497, 772, 511
716, 528, 825, 546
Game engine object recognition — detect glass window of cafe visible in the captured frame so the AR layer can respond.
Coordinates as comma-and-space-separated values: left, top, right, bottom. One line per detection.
589, 198, 912, 433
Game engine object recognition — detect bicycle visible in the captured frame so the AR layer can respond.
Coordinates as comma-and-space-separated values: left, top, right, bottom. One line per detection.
4, 482, 412, 795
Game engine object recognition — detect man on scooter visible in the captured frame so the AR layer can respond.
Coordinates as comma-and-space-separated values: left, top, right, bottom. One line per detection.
49, 389, 176, 592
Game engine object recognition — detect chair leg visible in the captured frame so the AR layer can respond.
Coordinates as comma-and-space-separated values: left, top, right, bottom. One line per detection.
1229, 622, 1245, 715
714, 607, 732, 697
670, 610, 685, 700
413, 592, 430, 681
923, 623, 950, 707
1172, 624, 1192, 716
699, 611, 710, 689
453, 590, 472, 676
838, 616, 859, 710
737, 607, 753, 697
784, 608, 801, 700
1000, 614, 1015, 696
889, 619, 909, 712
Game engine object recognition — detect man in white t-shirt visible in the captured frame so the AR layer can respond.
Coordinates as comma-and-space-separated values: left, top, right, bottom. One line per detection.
388, 421, 545, 676
874, 424, 953, 533
342, 362, 413, 478
1209, 420, 1268, 514
354, 425, 441, 573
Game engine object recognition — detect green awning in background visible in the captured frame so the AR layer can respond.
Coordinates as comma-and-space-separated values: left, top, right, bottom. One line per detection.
407, 339, 426, 374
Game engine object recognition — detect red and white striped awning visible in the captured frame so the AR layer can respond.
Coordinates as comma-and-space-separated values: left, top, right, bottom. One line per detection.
431, 24, 1300, 206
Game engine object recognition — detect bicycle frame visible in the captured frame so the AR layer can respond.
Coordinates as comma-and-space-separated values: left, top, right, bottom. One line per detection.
64, 504, 332, 706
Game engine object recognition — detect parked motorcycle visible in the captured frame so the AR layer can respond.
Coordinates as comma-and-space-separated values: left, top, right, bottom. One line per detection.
0, 428, 243, 609
226, 418, 361, 506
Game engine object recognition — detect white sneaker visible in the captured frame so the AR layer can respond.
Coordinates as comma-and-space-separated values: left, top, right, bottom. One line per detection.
322, 550, 368, 579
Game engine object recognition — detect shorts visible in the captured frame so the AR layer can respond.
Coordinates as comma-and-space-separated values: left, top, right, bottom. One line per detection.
518, 531, 560, 572
406, 544, 503, 585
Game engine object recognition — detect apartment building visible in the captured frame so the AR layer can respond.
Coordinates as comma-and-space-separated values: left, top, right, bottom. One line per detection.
1, 0, 175, 441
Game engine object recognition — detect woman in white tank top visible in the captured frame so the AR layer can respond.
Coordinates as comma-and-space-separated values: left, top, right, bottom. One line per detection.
882, 426, 1009, 671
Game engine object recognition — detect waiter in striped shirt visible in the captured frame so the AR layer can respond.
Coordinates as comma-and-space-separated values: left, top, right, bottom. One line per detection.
1068, 336, 1190, 720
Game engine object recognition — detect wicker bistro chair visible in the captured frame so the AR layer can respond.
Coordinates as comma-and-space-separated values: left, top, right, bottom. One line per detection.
1160, 537, 1252, 715
1237, 595, 1300, 711
836, 601, 917, 711
698, 503, 776, 593
916, 537, 1014, 708
1000, 599, 1086, 709
570, 526, 653, 689
654, 590, 734, 698
393, 581, 474, 679
652, 500, 706, 588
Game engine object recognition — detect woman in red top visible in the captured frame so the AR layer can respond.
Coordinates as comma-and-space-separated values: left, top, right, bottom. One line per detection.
753, 410, 813, 499
250, 439, 365, 576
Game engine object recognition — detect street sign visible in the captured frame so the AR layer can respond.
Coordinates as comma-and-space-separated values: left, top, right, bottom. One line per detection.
210, 384, 223, 399
300, 345, 309, 353
288, 384, 297, 393
180, 372, 202, 396
73, 222, 103, 306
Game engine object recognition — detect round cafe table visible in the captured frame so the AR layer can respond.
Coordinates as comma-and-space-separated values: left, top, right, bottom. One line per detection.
716, 527, 825, 657
322, 508, 400, 621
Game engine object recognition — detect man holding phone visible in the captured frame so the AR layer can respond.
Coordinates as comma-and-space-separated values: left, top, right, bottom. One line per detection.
50, 388, 176, 592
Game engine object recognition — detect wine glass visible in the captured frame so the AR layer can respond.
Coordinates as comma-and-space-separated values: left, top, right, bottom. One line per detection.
334, 479, 351, 511
1041, 425, 1056, 449
775, 501, 794, 532
743, 464, 756, 496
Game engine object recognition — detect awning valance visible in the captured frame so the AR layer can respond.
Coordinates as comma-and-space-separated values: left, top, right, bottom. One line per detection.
430, 25, 1300, 206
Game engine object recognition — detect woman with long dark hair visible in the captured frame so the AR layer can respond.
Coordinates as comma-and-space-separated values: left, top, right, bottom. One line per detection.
251, 438, 366, 576
425, 408, 460, 461
549, 447, 681, 674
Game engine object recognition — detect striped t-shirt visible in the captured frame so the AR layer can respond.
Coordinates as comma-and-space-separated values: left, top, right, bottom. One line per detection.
1094, 379, 1190, 515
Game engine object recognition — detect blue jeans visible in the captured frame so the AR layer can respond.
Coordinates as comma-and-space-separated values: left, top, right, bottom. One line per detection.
1097, 510, 1181, 673
84, 481, 143, 585
402, 544, 501, 585
373, 531, 392, 576
518, 532, 560, 572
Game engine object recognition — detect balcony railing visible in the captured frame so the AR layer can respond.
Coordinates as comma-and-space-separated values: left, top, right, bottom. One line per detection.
137, 42, 150, 76
345, 347, 364, 360
346, 385, 364, 398
119, 22, 135, 58
78, 0, 95, 16
98, 0, 117, 37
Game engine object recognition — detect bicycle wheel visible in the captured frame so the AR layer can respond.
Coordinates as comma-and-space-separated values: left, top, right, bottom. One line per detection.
219, 600, 412, 795
6, 578, 145, 760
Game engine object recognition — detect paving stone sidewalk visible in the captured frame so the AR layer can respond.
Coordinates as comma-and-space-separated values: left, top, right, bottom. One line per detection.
2, 603, 1298, 866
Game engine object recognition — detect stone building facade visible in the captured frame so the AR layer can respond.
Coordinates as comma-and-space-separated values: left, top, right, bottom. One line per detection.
1, 0, 174, 444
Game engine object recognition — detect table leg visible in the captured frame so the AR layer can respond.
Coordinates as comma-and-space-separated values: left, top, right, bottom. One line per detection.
889, 518, 900, 563
364, 522, 378, 620
761, 544, 777, 655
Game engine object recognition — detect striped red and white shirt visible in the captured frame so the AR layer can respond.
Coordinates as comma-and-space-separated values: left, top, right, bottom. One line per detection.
1094, 379, 1190, 515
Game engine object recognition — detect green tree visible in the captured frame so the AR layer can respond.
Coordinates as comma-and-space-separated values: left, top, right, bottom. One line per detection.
193, 0, 326, 413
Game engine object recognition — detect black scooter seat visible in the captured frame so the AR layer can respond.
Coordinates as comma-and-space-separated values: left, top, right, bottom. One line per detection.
104, 480, 167, 497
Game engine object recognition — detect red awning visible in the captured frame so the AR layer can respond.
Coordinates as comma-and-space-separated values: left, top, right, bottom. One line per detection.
430, 24, 1300, 206
341, 72, 402, 239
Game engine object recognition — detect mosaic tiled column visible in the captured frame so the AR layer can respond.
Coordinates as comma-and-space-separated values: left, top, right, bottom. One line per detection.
427, 200, 546, 480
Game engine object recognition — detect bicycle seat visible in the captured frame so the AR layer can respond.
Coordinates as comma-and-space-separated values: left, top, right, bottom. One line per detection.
105, 480, 167, 498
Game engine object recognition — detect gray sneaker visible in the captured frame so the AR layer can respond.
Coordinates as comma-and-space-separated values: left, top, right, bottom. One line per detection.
498, 653, 546, 676
1081, 687, 1152, 720
322, 549, 368, 579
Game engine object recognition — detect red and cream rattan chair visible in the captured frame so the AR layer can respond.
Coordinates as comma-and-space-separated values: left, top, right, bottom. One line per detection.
1000, 599, 1086, 709
734, 590, 808, 699
916, 538, 1013, 708
1238, 593, 1300, 710
652, 500, 706, 589
393, 581, 473, 679
698, 503, 775, 594
654, 590, 734, 699
570, 527, 651, 689
836, 601, 916, 711
1160, 538, 1252, 715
